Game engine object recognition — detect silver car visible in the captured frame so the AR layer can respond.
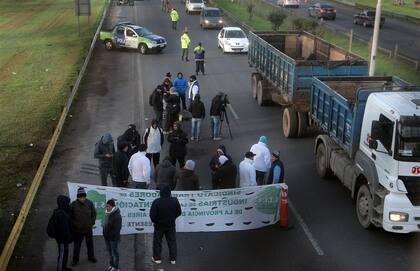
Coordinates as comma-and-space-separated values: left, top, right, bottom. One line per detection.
200, 7, 224, 29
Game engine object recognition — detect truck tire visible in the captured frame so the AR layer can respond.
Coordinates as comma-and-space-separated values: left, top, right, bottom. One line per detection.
256, 80, 270, 106
251, 73, 261, 100
297, 111, 308, 137
105, 40, 114, 51
315, 142, 332, 178
139, 43, 148, 54
356, 184, 374, 229
282, 107, 298, 138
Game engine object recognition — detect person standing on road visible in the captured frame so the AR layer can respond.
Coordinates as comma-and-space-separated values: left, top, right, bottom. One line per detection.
239, 151, 257, 187
155, 156, 177, 190
187, 75, 200, 103
173, 72, 189, 110
193, 42, 205, 76
168, 122, 188, 168
188, 94, 205, 141
49, 195, 73, 271
180, 29, 191, 61
144, 120, 164, 168
103, 199, 122, 271
118, 125, 141, 158
164, 87, 181, 133
212, 155, 237, 189
150, 185, 182, 265
209, 145, 233, 181
250, 136, 271, 185
113, 141, 130, 187
209, 93, 224, 141
70, 187, 97, 267
150, 85, 164, 125
170, 8, 179, 30
175, 160, 200, 190
128, 144, 151, 189
94, 133, 116, 186
267, 151, 285, 184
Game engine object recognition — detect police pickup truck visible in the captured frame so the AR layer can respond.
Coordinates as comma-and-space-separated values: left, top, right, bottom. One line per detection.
99, 22, 167, 54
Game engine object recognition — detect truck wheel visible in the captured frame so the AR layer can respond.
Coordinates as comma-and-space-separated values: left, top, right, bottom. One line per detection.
139, 44, 148, 54
282, 107, 298, 138
356, 185, 374, 229
251, 73, 261, 100
315, 142, 332, 178
297, 111, 308, 137
105, 40, 114, 51
256, 80, 270, 106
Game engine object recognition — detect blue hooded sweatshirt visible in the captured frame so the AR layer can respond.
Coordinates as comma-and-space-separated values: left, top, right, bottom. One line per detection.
173, 77, 189, 95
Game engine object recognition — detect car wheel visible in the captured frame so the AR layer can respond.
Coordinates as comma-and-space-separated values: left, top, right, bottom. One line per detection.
139, 43, 148, 54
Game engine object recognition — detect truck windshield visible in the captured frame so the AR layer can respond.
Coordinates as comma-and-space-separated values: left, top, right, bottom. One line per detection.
134, 27, 152, 36
397, 123, 420, 160
225, 30, 246, 38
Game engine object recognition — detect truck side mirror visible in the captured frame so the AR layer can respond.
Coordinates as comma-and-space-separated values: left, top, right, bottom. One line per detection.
368, 139, 378, 150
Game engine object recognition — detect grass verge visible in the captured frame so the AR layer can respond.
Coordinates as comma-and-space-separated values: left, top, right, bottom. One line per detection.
357, 0, 420, 20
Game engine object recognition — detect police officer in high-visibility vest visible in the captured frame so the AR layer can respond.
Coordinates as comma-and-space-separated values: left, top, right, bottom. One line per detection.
193, 42, 205, 76
170, 8, 179, 30
180, 29, 191, 61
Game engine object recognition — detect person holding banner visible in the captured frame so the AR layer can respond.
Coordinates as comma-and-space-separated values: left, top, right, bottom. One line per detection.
150, 185, 182, 265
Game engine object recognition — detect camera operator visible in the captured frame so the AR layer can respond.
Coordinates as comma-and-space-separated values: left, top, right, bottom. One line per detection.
209, 92, 229, 141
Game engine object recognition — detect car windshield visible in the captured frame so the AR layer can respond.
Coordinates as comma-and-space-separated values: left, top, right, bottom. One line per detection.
225, 30, 246, 38
366, 11, 375, 16
321, 4, 333, 8
190, 0, 203, 3
133, 27, 152, 36
205, 10, 221, 16
397, 123, 420, 159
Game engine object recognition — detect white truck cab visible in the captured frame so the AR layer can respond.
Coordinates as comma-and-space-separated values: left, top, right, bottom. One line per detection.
186, 0, 205, 14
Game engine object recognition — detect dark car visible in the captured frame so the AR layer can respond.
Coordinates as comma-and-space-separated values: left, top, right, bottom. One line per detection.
308, 3, 336, 20
200, 7, 224, 29
117, 0, 134, 6
353, 10, 385, 28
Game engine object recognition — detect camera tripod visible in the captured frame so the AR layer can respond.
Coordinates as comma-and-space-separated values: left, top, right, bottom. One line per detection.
220, 107, 233, 139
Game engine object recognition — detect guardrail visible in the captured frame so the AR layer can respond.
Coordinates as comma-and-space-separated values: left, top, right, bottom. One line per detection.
0, 2, 110, 270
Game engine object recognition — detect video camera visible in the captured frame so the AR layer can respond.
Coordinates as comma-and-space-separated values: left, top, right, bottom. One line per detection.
219, 92, 229, 109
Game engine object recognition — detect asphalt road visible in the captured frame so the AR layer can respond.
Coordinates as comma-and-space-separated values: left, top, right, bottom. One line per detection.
10, 0, 420, 271
265, 0, 420, 60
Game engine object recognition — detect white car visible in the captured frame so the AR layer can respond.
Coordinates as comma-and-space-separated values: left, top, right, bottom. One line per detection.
186, 0, 205, 14
217, 27, 249, 53
277, 0, 299, 8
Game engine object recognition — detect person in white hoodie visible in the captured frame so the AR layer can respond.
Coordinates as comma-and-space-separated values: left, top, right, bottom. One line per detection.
128, 144, 151, 189
249, 136, 271, 185
239, 151, 257, 187
144, 120, 164, 168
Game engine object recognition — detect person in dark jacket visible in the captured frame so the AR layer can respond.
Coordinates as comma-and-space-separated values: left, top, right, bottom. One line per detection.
193, 42, 205, 76
167, 122, 188, 168
267, 151, 285, 184
70, 187, 97, 266
113, 141, 130, 187
118, 124, 142, 158
53, 195, 73, 271
212, 155, 237, 189
155, 156, 177, 190
94, 133, 116, 186
164, 88, 181, 133
150, 85, 164, 124
188, 94, 205, 141
209, 93, 226, 140
175, 160, 200, 190
150, 185, 182, 265
209, 145, 233, 172
103, 199, 122, 271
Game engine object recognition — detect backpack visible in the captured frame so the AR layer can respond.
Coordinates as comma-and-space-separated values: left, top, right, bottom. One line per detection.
46, 211, 58, 238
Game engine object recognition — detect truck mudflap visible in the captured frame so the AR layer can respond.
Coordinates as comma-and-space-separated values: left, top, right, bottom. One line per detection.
383, 192, 420, 233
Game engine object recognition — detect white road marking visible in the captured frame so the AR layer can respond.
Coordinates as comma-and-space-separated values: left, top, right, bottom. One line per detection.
227, 104, 240, 120
289, 199, 325, 256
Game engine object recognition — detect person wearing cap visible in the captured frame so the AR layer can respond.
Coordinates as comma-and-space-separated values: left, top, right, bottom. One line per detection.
173, 72, 189, 110
164, 87, 181, 133
170, 8, 179, 30
175, 160, 200, 190
150, 185, 182, 265
187, 75, 200, 103
70, 187, 97, 266
268, 151, 285, 184
188, 94, 205, 141
193, 42, 205, 76
149, 85, 164, 125
212, 155, 237, 189
239, 151, 257, 187
103, 199, 122, 271
128, 144, 151, 189
167, 122, 189, 168
180, 29, 190, 61
250, 136, 271, 185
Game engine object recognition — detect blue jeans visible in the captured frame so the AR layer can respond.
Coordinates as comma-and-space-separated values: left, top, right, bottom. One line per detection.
191, 118, 202, 139
105, 240, 120, 269
210, 115, 221, 138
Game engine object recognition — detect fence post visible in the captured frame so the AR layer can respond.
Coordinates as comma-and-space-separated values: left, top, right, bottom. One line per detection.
348, 29, 353, 53
392, 43, 398, 75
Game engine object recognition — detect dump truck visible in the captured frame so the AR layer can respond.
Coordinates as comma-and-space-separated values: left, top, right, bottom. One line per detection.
311, 76, 420, 233
248, 31, 368, 138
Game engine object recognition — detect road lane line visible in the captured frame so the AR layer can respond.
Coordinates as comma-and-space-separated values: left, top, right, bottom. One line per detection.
227, 104, 240, 120
289, 199, 325, 256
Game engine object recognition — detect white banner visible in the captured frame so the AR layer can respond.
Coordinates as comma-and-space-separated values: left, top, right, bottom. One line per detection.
67, 182, 287, 235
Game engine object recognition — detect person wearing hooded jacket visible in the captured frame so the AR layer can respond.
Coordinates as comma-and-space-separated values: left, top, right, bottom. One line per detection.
212, 155, 237, 189
144, 120, 164, 168
239, 151, 257, 187
150, 185, 182, 265
155, 156, 177, 190
209, 145, 233, 172
94, 133, 116, 186
113, 141, 130, 187
175, 160, 200, 190
173, 72, 188, 110
51, 195, 73, 271
250, 136, 271, 185
188, 94, 205, 141
118, 124, 141, 158
167, 122, 188, 168
103, 199, 122, 271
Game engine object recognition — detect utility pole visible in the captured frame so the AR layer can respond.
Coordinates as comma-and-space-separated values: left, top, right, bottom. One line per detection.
369, 0, 382, 76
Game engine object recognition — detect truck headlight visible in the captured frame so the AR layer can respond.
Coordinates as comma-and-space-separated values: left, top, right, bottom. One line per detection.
396, 179, 407, 193
218, 20, 223, 24
389, 212, 409, 222
204, 20, 209, 24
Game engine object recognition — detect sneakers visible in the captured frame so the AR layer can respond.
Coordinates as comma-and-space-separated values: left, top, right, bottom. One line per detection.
152, 257, 162, 264
190, 136, 195, 141
171, 260, 176, 265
